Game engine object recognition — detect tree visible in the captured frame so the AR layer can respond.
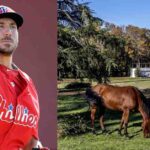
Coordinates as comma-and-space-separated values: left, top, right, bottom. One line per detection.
58, 2, 114, 82
58, 1, 138, 82
58, 0, 81, 28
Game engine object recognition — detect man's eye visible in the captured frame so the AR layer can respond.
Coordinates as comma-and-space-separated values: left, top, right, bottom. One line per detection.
0, 25, 4, 28
11, 25, 17, 29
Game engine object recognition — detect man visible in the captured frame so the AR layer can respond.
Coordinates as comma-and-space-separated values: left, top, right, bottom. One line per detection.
0, 5, 46, 149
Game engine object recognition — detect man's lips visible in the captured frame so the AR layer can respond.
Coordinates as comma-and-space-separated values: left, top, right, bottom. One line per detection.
1, 39, 13, 43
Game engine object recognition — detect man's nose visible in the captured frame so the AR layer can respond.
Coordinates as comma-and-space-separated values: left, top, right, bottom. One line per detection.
4, 28, 12, 36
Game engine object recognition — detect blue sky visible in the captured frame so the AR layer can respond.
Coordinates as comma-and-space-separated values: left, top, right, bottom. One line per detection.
80, 0, 150, 29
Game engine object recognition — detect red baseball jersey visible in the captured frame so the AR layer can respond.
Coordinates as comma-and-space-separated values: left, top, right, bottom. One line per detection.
0, 64, 40, 149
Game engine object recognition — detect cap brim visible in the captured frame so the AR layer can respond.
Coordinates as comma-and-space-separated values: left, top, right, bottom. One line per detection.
0, 12, 23, 28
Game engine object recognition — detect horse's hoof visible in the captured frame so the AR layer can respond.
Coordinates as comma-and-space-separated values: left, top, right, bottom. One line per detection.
144, 133, 150, 138
124, 136, 130, 140
118, 130, 122, 135
124, 133, 129, 138
101, 129, 107, 133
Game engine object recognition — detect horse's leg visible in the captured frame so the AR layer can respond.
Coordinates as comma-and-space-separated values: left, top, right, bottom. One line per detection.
118, 108, 129, 136
100, 115, 105, 131
138, 107, 150, 137
118, 111, 125, 135
123, 108, 130, 136
99, 107, 106, 132
90, 104, 97, 134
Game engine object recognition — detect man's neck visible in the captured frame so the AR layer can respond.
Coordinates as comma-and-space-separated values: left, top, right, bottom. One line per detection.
0, 54, 13, 69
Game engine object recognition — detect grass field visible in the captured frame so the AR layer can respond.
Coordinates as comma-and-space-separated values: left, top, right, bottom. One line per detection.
58, 78, 150, 150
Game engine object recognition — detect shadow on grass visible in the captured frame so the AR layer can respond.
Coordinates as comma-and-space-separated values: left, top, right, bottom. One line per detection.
91, 110, 143, 138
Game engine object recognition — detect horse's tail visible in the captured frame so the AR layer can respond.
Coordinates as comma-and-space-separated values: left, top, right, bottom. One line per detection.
135, 88, 150, 117
85, 87, 101, 107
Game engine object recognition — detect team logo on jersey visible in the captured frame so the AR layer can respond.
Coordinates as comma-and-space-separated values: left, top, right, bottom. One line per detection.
0, 6, 8, 14
0, 95, 38, 128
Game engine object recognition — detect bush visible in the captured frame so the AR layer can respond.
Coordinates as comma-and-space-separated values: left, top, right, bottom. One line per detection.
65, 82, 91, 89
58, 114, 88, 138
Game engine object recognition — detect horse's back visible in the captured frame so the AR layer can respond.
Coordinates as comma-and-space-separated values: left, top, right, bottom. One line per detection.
92, 84, 138, 110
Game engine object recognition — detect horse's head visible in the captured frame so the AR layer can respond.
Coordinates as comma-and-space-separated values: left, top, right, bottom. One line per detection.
142, 120, 150, 138
86, 86, 103, 101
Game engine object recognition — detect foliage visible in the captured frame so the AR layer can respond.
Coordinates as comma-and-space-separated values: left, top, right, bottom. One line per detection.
58, 0, 150, 82
58, 0, 81, 28
58, 114, 88, 137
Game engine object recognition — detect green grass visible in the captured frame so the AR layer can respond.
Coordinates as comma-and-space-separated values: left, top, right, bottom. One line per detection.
58, 77, 150, 89
58, 95, 89, 116
59, 134, 150, 150
110, 77, 150, 89
58, 78, 150, 150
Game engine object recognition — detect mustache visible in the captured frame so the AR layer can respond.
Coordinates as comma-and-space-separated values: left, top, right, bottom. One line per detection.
2, 37, 13, 41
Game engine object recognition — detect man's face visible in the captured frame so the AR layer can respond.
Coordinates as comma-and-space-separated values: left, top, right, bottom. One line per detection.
0, 18, 18, 55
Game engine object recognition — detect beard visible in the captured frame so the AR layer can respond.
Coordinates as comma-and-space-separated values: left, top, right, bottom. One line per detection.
0, 44, 17, 55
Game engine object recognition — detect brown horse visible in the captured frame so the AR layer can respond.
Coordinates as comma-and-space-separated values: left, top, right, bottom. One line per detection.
86, 84, 150, 138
